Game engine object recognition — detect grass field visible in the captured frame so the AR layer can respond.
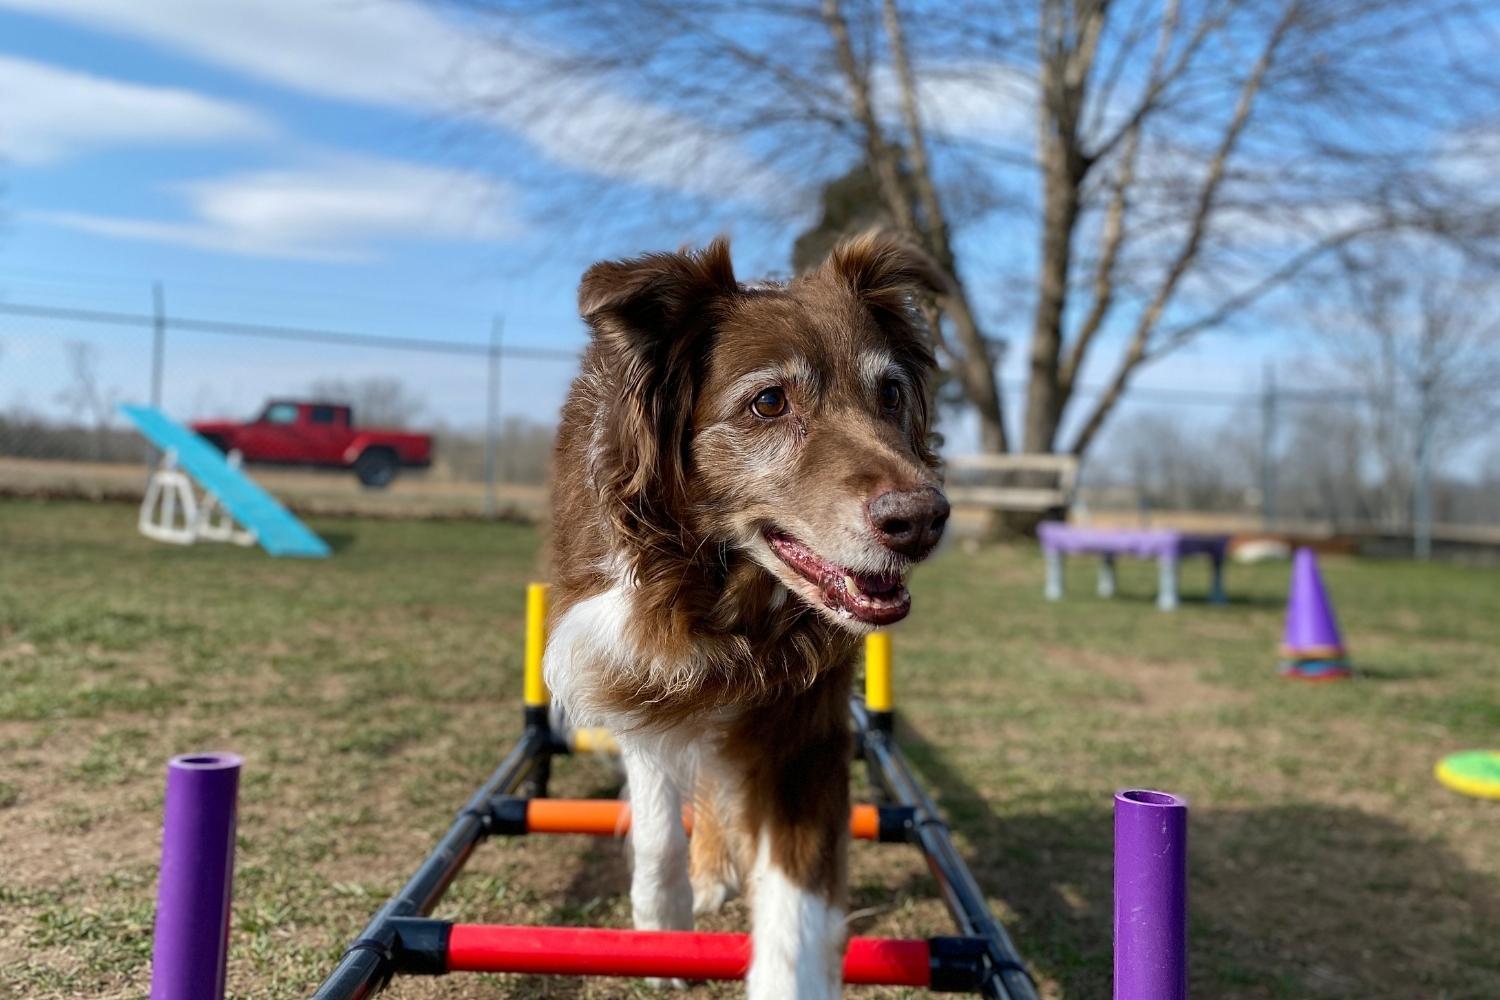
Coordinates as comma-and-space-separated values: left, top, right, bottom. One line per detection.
1, 499, 1497, 999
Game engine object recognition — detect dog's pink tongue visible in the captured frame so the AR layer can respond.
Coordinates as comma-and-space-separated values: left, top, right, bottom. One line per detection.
851, 570, 901, 595
826, 573, 911, 625
767, 531, 911, 625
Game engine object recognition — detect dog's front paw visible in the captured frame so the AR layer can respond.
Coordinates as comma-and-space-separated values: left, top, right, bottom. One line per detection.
646, 977, 690, 990
692, 872, 738, 916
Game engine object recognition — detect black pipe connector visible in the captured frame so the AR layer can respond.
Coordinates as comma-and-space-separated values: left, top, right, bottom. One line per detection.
928, 935, 990, 992
386, 917, 451, 976
875, 804, 918, 843
488, 795, 530, 837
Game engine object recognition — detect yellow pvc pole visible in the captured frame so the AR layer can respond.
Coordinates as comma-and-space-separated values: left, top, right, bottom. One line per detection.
569, 727, 620, 755
864, 632, 893, 713
524, 582, 550, 708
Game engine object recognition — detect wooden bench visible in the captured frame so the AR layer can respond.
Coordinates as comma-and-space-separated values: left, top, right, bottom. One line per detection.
943, 453, 1079, 516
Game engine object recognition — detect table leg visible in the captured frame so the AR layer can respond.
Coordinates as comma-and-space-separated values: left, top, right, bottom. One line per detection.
1157, 554, 1179, 611
1209, 551, 1228, 605
1045, 548, 1064, 601
1097, 554, 1117, 598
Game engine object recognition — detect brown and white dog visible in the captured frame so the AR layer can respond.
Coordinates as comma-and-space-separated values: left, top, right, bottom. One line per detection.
543, 231, 949, 998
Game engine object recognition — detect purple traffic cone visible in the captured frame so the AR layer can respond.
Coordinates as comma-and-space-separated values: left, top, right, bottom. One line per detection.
1280, 548, 1350, 679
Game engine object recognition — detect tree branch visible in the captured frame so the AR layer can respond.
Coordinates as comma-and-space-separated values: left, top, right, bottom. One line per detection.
1067, 0, 1303, 456
881, 0, 1009, 450
821, 0, 919, 235
1059, 0, 1183, 396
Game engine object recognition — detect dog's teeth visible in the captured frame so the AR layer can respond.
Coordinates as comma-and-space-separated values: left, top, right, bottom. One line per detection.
844, 574, 862, 596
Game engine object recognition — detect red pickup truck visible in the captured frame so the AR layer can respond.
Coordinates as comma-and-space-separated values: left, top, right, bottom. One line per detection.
192, 400, 432, 488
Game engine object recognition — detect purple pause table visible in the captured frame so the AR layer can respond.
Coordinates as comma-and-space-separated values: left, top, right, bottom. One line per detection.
1038, 523, 1229, 611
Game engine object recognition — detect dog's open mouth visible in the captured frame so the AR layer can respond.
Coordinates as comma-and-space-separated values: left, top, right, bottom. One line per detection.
765, 529, 911, 625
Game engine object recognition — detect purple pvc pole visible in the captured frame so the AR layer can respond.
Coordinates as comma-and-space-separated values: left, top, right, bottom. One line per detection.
150, 752, 242, 1000
1114, 789, 1188, 1000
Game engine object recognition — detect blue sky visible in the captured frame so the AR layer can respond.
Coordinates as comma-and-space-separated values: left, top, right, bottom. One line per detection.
0, 0, 658, 427
0, 0, 1403, 457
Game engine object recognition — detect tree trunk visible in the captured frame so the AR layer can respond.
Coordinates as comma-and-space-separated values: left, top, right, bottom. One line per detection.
1023, 140, 1083, 454
980, 507, 1051, 541
1024, 0, 1100, 455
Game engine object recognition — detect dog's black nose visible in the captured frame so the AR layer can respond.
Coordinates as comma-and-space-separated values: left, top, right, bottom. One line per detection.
868, 486, 949, 559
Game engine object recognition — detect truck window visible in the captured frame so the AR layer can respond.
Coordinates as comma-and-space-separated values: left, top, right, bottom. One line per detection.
309, 405, 339, 425
264, 403, 299, 425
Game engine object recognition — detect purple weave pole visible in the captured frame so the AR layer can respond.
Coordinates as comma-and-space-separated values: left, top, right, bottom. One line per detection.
1114, 789, 1188, 1000
150, 752, 242, 1000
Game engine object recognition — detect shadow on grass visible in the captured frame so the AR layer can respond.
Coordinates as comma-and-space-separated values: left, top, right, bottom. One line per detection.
1350, 662, 1444, 682
898, 719, 1500, 999
318, 530, 357, 553
1216, 593, 1288, 609
499, 775, 632, 998
1055, 591, 1284, 610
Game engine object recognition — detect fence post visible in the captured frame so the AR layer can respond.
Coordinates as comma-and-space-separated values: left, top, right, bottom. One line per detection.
151, 282, 166, 409
1413, 375, 1433, 560
144, 281, 167, 478
484, 316, 503, 520
1260, 362, 1277, 529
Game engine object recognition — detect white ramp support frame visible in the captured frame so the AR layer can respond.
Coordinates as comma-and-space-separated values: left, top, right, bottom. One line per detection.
120, 405, 329, 558
139, 448, 257, 548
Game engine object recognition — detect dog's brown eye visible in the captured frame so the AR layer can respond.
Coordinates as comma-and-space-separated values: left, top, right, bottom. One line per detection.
879, 379, 902, 414
750, 387, 788, 419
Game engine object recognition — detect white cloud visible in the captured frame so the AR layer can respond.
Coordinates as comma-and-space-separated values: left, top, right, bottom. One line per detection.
0, 0, 475, 109
0, 0, 789, 202
1435, 121, 1500, 188
34, 157, 523, 261
873, 62, 1034, 143
0, 54, 273, 164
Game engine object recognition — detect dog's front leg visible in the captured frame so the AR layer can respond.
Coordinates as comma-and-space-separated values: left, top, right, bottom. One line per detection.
747, 826, 847, 999
622, 743, 693, 934
739, 702, 851, 1000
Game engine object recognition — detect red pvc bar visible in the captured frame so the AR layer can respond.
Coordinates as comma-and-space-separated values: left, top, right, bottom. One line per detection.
447, 925, 932, 986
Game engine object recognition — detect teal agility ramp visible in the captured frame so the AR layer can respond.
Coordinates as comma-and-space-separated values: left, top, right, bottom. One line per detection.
120, 405, 330, 558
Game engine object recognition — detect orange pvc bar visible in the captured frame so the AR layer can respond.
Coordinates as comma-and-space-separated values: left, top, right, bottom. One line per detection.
524, 799, 882, 840
849, 803, 879, 840
524, 799, 673, 837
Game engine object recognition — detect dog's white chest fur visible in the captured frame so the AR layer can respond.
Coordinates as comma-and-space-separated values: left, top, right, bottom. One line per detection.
542, 574, 637, 728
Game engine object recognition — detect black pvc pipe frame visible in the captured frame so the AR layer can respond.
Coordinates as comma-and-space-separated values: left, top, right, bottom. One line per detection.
310, 703, 1038, 999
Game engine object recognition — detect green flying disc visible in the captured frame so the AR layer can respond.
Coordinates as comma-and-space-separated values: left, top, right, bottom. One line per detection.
1435, 750, 1500, 800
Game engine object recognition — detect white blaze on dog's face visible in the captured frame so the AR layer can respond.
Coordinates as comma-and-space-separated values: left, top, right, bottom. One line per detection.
685, 237, 949, 632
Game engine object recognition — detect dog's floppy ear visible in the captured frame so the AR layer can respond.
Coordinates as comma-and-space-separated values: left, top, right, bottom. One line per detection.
577, 238, 738, 521
579, 237, 737, 347
821, 231, 944, 467
820, 229, 949, 320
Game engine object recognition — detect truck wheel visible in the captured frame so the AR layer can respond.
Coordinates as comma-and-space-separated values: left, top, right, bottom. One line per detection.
354, 448, 398, 489
202, 434, 229, 453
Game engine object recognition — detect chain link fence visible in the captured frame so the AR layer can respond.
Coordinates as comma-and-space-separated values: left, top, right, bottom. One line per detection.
0, 292, 579, 519
1077, 377, 1500, 552
2, 283, 1496, 542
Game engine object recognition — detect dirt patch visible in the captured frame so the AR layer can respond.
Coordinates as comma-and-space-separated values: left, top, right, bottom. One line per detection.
1044, 644, 1246, 717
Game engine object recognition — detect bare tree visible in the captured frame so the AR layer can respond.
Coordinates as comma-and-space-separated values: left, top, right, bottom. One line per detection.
1274, 400, 1371, 528
1092, 406, 1260, 513
54, 341, 120, 460
306, 377, 427, 428
1318, 249, 1500, 548
452, 0, 1500, 530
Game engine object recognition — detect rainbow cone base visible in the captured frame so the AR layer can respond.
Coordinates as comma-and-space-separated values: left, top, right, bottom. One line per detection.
1279, 656, 1352, 681
1435, 750, 1500, 800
